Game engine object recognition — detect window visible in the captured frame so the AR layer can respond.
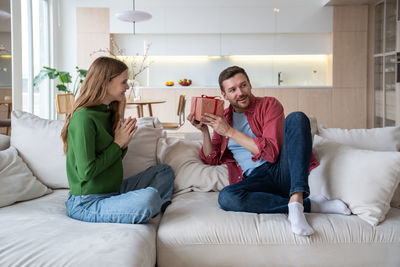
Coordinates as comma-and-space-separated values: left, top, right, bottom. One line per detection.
21, 0, 51, 118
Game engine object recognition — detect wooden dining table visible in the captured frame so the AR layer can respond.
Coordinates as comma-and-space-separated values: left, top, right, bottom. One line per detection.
126, 99, 166, 118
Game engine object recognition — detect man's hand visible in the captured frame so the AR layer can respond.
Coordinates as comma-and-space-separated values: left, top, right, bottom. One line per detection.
202, 113, 233, 137
187, 113, 208, 132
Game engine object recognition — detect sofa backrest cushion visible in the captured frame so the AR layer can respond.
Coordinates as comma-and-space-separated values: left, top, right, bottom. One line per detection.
157, 137, 229, 195
0, 146, 52, 207
318, 125, 400, 151
0, 134, 10, 151
122, 118, 165, 179
309, 135, 400, 226
317, 125, 400, 208
11, 110, 67, 189
10, 110, 162, 189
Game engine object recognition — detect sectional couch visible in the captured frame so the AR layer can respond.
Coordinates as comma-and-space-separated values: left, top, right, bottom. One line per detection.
0, 110, 399, 267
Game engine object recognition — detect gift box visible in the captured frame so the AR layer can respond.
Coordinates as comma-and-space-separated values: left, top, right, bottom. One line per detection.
190, 95, 224, 122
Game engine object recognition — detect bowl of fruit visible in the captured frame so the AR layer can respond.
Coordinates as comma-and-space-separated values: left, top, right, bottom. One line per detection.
178, 79, 192, 86
165, 81, 174, 86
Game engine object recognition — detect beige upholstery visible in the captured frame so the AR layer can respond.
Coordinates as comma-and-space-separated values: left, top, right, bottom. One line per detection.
157, 192, 400, 267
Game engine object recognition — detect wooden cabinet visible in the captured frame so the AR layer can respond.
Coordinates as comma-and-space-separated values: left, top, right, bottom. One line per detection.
373, 0, 399, 127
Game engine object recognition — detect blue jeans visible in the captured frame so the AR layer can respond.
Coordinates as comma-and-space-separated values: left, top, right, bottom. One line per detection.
65, 164, 174, 224
218, 112, 312, 213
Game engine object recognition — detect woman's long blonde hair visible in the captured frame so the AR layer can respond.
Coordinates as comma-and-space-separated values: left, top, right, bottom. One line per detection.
61, 56, 128, 154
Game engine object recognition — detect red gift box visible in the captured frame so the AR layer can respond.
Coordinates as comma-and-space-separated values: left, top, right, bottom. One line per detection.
190, 95, 224, 122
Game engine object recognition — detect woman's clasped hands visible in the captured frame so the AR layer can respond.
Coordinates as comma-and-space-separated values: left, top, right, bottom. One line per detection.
114, 116, 137, 149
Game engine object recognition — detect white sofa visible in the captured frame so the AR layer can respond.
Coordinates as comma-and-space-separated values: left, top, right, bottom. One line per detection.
1, 110, 400, 267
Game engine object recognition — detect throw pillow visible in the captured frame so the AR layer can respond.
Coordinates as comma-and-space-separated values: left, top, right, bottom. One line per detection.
317, 125, 400, 208
0, 146, 52, 207
10, 110, 68, 189
156, 137, 229, 195
309, 135, 400, 226
122, 121, 165, 179
318, 125, 400, 151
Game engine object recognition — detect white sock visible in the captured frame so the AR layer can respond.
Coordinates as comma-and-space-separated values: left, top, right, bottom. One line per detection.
288, 202, 314, 236
310, 195, 351, 215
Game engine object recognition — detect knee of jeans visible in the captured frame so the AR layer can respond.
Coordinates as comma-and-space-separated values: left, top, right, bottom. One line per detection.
143, 189, 162, 212
218, 187, 243, 211
285, 112, 310, 128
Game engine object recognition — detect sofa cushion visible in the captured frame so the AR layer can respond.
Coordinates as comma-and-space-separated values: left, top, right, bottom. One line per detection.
317, 125, 400, 151
0, 146, 52, 207
122, 119, 165, 179
11, 110, 67, 188
317, 125, 400, 208
156, 137, 228, 195
0, 189, 159, 267
157, 192, 400, 267
0, 134, 10, 151
10, 110, 163, 188
310, 135, 400, 226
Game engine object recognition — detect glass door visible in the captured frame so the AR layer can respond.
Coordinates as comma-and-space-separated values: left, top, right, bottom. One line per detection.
385, 0, 397, 53
374, 56, 384, 127
375, 2, 384, 54
384, 54, 396, 126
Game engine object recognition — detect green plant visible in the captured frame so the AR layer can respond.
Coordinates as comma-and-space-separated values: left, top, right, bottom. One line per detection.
33, 66, 87, 95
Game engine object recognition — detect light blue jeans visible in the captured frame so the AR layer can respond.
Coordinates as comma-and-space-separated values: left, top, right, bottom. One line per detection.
65, 164, 174, 224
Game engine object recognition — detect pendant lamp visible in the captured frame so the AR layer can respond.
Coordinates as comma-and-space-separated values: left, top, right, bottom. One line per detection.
115, 0, 151, 33
0, 10, 11, 20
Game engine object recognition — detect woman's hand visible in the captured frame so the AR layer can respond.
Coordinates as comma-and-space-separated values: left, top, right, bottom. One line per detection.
187, 113, 208, 133
114, 116, 137, 149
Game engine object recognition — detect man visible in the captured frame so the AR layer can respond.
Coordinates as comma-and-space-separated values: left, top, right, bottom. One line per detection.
188, 66, 350, 236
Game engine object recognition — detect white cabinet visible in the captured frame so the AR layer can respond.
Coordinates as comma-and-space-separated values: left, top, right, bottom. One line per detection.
109, 5, 332, 34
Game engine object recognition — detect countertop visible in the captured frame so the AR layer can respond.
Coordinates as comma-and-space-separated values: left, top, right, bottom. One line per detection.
136, 85, 333, 89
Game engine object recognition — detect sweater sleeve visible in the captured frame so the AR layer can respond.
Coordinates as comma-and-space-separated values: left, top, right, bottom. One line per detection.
251, 98, 285, 163
68, 112, 123, 182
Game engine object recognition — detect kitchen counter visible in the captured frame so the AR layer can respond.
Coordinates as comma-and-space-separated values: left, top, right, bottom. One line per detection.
136, 85, 333, 89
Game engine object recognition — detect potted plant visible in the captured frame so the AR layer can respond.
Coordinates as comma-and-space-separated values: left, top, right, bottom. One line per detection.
33, 66, 87, 114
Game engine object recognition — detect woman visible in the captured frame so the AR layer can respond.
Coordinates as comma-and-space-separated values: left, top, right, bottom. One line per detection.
61, 56, 174, 224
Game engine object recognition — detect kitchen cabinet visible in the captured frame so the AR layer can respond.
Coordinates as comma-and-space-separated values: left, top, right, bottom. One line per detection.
373, 0, 399, 127
109, 5, 332, 34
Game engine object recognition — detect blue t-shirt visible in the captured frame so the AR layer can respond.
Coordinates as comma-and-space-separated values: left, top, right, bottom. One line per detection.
228, 111, 266, 176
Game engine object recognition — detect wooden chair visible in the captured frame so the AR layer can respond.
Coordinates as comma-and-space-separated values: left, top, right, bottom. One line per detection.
161, 95, 186, 130
56, 93, 75, 114
0, 96, 12, 135
0, 119, 11, 136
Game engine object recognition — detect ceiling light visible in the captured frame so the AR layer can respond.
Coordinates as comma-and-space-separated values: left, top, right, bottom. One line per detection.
115, 0, 151, 23
0, 10, 11, 20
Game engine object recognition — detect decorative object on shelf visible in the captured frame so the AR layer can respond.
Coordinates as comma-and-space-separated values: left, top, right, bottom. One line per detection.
165, 81, 174, 86
178, 79, 192, 86
115, 0, 152, 34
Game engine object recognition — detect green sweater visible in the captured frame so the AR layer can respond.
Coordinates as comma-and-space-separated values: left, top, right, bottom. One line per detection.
66, 104, 127, 195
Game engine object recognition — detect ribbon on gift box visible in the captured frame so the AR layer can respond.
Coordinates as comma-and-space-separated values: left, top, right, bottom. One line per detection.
194, 95, 223, 116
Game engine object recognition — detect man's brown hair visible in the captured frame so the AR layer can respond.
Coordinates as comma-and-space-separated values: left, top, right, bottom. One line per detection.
218, 66, 250, 92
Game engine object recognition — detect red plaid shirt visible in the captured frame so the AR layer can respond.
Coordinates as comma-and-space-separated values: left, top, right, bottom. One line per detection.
200, 96, 319, 184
